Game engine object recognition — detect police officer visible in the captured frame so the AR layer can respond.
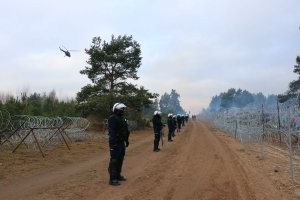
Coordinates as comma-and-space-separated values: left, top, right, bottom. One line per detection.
167, 113, 174, 142
108, 103, 130, 186
172, 115, 177, 137
176, 114, 182, 133
181, 115, 185, 127
152, 111, 163, 152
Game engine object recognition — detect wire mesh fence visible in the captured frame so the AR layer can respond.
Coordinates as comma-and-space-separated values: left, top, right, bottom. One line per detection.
202, 99, 300, 180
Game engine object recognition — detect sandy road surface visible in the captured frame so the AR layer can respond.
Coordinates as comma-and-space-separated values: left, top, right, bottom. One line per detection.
0, 121, 293, 199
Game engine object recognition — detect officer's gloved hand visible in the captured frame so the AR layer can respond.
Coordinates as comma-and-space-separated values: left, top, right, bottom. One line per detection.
125, 140, 129, 147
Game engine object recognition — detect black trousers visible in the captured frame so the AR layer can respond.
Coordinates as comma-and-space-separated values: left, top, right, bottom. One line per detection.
154, 132, 161, 150
168, 129, 173, 140
108, 142, 125, 180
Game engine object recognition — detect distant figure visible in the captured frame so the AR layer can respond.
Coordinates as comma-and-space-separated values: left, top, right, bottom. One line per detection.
185, 115, 189, 123
177, 114, 182, 132
181, 115, 185, 127
172, 115, 177, 137
152, 111, 163, 152
167, 113, 174, 142
107, 103, 130, 186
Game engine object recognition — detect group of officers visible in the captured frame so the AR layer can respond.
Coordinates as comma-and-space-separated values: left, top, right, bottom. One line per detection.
152, 111, 189, 152
106, 102, 189, 186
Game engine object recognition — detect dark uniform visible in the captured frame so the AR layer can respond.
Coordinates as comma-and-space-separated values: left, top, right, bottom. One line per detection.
176, 114, 182, 132
108, 104, 130, 186
167, 115, 174, 141
152, 112, 163, 152
181, 115, 185, 127
172, 116, 177, 137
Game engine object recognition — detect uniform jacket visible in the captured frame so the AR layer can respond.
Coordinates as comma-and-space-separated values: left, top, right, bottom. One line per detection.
152, 115, 163, 133
108, 114, 130, 145
167, 117, 174, 131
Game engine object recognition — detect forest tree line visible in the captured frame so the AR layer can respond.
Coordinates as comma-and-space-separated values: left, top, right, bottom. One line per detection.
0, 90, 79, 117
205, 88, 278, 112
204, 54, 300, 113
0, 87, 185, 122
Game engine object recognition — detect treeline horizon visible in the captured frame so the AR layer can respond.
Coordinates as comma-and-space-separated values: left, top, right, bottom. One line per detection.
0, 90, 80, 117
204, 88, 278, 112
0, 88, 187, 121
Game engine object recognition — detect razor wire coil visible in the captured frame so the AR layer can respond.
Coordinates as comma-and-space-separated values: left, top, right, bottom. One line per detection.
0, 109, 90, 151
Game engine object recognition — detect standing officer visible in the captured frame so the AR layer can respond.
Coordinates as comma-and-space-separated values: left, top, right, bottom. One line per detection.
152, 111, 163, 152
167, 113, 174, 142
108, 103, 130, 186
176, 114, 182, 133
172, 115, 177, 138
181, 115, 185, 127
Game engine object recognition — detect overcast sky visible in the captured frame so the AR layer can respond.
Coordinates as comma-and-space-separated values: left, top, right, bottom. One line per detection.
0, 0, 299, 114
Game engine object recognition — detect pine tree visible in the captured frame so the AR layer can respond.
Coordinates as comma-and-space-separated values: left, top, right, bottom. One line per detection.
278, 56, 300, 103
77, 35, 156, 117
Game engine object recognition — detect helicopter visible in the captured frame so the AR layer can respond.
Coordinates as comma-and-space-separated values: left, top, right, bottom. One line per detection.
59, 46, 79, 57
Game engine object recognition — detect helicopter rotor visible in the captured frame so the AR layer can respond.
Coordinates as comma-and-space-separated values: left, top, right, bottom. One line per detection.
59, 45, 79, 57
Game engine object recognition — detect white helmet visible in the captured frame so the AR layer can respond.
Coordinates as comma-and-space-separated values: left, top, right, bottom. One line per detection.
112, 103, 126, 112
168, 113, 173, 117
154, 110, 161, 115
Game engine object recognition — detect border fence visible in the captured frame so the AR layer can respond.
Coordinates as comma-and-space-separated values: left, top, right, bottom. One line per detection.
0, 109, 90, 157
202, 99, 300, 180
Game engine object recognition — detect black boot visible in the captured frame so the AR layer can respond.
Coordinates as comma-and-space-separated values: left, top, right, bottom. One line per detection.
109, 179, 121, 186
153, 139, 159, 151
118, 175, 127, 181
117, 158, 126, 181
153, 133, 161, 152
168, 133, 172, 141
108, 158, 120, 186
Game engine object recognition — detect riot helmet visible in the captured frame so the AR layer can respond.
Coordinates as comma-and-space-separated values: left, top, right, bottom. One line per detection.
154, 110, 161, 116
112, 103, 126, 116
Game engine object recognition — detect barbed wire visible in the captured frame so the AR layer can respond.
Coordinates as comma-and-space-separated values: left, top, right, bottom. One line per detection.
0, 109, 90, 156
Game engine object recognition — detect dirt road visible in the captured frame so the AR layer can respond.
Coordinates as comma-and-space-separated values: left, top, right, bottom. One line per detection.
0, 121, 296, 199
